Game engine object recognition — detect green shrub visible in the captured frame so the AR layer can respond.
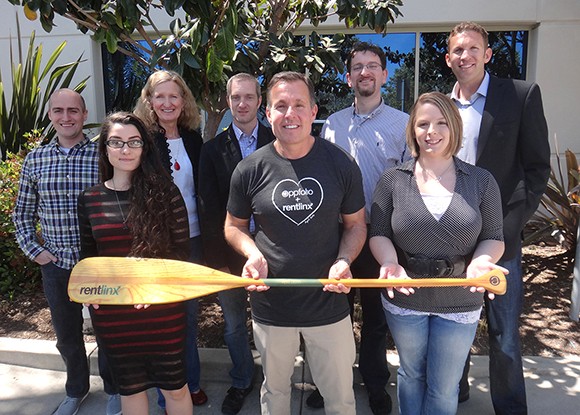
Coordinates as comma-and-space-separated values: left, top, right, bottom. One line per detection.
526, 140, 580, 254
0, 132, 42, 299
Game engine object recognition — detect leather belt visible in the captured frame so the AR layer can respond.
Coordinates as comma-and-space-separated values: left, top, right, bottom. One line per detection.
396, 247, 470, 277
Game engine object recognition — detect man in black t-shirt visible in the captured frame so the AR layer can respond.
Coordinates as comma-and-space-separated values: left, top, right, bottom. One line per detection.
225, 72, 367, 415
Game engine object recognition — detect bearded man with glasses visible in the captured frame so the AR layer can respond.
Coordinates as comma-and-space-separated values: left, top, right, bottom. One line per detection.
320, 42, 411, 414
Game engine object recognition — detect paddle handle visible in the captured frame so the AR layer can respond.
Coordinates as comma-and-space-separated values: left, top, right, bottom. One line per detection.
262, 268, 506, 295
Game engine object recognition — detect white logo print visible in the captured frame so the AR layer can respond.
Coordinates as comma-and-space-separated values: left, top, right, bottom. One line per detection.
272, 177, 323, 226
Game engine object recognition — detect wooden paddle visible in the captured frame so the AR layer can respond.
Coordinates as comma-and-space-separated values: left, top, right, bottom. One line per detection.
68, 256, 507, 305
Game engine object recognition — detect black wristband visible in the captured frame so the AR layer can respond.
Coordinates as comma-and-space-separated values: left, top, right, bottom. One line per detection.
333, 256, 351, 267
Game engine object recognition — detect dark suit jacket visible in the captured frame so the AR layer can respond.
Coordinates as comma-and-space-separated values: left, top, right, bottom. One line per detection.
475, 75, 550, 259
198, 123, 275, 273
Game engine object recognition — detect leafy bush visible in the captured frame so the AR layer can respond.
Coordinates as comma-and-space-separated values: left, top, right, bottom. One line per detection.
526, 140, 580, 253
0, 132, 42, 299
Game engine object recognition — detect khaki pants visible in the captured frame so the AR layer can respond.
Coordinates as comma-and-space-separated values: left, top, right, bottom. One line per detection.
253, 316, 356, 415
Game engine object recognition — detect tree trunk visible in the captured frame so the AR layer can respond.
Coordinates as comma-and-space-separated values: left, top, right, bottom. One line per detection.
203, 111, 225, 142
569, 221, 580, 322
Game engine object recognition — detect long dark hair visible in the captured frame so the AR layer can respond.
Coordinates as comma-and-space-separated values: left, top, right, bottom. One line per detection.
98, 112, 179, 257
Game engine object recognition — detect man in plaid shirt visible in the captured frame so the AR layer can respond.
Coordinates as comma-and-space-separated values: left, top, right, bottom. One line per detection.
13, 89, 119, 415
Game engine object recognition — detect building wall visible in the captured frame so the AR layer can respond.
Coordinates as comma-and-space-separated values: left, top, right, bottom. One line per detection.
1, 1, 578, 153
0, 4, 104, 126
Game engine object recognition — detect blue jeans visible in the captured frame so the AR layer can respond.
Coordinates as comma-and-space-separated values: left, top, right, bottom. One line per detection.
385, 310, 478, 415
41, 262, 90, 398
158, 237, 202, 408
218, 288, 254, 388
485, 249, 527, 414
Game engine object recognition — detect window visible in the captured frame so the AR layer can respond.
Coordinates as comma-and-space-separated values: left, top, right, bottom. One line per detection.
101, 42, 153, 113
313, 30, 528, 116
101, 30, 528, 117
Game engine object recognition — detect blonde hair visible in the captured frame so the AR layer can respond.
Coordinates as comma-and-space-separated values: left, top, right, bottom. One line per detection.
134, 70, 200, 132
406, 92, 463, 158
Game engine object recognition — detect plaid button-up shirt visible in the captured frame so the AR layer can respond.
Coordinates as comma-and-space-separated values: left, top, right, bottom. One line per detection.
13, 135, 99, 270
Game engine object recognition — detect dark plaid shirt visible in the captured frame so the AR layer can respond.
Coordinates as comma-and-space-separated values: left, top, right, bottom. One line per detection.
13, 136, 99, 270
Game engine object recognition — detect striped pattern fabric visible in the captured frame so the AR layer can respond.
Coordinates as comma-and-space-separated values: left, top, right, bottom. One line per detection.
90, 303, 187, 395
322, 102, 410, 221
77, 183, 190, 395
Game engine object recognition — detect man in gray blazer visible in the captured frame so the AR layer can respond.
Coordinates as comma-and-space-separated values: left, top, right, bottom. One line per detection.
446, 21, 551, 415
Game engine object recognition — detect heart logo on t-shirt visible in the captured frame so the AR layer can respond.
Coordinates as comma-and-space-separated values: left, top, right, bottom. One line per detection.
272, 177, 323, 226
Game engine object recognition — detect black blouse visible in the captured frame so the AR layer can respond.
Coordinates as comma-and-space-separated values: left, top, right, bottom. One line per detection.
370, 157, 503, 314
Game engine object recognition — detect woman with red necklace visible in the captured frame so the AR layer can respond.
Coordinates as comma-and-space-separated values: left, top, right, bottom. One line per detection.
134, 70, 207, 411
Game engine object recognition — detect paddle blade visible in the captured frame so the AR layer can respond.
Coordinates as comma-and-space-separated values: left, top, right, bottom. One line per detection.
68, 257, 250, 305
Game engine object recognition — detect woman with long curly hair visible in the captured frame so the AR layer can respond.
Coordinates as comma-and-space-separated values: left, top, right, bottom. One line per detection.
78, 112, 193, 415
134, 70, 207, 409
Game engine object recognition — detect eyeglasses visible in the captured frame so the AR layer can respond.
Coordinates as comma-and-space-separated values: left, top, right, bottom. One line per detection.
106, 139, 144, 149
351, 62, 383, 73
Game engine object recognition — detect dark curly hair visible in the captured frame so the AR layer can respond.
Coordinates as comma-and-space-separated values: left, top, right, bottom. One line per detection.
97, 112, 180, 258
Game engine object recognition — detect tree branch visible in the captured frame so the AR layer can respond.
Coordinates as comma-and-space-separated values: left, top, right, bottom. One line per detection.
206, 0, 230, 50
257, 0, 289, 60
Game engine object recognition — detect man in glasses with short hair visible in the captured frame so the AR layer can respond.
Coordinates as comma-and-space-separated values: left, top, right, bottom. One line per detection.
320, 42, 410, 415
13, 89, 120, 415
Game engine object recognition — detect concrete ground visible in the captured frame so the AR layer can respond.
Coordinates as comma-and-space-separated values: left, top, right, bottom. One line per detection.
1, 337, 579, 415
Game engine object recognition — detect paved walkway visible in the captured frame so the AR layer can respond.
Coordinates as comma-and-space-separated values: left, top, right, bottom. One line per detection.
1, 337, 579, 414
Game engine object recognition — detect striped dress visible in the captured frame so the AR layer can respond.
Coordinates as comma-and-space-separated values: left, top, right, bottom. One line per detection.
77, 182, 191, 395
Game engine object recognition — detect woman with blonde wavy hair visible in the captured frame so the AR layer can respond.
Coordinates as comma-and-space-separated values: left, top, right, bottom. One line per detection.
134, 70, 207, 411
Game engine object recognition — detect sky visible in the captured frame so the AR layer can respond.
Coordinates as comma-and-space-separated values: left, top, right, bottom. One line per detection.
355, 32, 416, 82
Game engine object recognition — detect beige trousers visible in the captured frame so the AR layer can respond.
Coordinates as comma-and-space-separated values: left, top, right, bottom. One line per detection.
253, 316, 356, 415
